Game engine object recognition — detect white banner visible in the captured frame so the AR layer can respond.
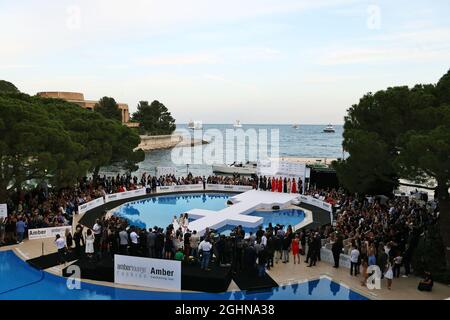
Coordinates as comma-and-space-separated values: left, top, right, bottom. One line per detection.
78, 197, 105, 214
105, 188, 147, 203
156, 184, 204, 193
320, 248, 351, 269
114, 254, 181, 291
297, 195, 332, 212
257, 160, 307, 178
28, 226, 72, 240
156, 167, 177, 177
205, 184, 253, 192
0, 203, 7, 219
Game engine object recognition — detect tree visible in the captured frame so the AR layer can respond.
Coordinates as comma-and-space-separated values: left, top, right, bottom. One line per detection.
94, 96, 122, 122
335, 69, 450, 268
0, 80, 19, 94
396, 71, 450, 268
0, 84, 144, 201
0, 92, 89, 201
132, 100, 176, 135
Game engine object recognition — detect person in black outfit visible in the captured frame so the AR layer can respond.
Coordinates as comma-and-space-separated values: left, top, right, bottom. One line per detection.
257, 246, 267, 277
308, 233, 321, 267
332, 233, 343, 268
243, 243, 257, 273
73, 226, 85, 258
418, 271, 433, 292
216, 235, 226, 266
305, 232, 313, 264
266, 234, 275, 270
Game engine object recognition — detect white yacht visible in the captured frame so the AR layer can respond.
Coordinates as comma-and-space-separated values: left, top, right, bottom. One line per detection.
323, 124, 335, 133
233, 120, 243, 128
212, 161, 257, 175
188, 120, 202, 130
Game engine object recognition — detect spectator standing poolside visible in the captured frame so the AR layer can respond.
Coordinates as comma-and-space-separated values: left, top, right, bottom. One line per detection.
16, 217, 26, 243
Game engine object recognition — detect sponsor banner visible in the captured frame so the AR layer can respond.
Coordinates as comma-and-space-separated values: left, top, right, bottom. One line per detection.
28, 226, 72, 240
0, 203, 7, 218
156, 184, 204, 193
156, 167, 177, 177
78, 197, 105, 214
114, 254, 181, 291
205, 184, 253, 192
105, 188, 147, 203
297, 195, 332, 213
320, 248, 351, 269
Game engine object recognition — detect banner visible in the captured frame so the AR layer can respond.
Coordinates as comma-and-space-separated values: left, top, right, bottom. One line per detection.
205, 184, 253, 192
78, 197, 105, 214
0, 203, 7, 219
28, 226, 72, 240
156, 167, 177, 177
297, 195, 332, 212
156, 184, 204, 193
114, 254, 181, 291
105, 188, 147, 203
320, 248, 351, 269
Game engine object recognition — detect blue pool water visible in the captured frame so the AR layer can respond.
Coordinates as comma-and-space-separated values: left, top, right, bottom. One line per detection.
0, 251, 367, 300
112, 193, 305, 233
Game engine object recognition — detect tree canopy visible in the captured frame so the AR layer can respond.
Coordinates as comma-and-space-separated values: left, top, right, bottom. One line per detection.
0, 84, 144, 202
0, 80, 19, 94
94, 96, 122, 122
132, 100, 176, 135
334, 69, 450, 268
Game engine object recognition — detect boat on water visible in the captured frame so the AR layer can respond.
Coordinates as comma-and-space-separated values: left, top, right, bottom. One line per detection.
233, 120, 243, 128
292, 124, 300, 129
212, 161, 257, 175
323, 124, 335, 133
188, 120, 203, 130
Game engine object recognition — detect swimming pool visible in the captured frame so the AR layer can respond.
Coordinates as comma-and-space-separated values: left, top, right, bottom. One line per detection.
0, 251, 368, 300
112, 193, 305, 233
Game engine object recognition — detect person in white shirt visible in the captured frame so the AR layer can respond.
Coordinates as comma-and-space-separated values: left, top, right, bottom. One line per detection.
261, 234, 267, 247
55, 234, 67, 264
189, 230, 200, 257
92, 219, 102, 253
130, 228, 139, 256
199, 237, 213, 270
350, 245, 360, 276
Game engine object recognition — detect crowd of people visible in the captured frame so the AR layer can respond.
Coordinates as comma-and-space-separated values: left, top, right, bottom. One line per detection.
1, 170, 439, 292
56, 212, 315, 279
312, 190, 438, 290
0, 172, 258, 246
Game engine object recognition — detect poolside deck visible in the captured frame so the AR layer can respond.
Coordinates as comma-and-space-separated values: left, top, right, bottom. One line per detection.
2, 237, 449, 300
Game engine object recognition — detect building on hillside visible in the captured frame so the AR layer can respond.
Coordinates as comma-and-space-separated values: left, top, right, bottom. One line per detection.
37, 91, 139, 128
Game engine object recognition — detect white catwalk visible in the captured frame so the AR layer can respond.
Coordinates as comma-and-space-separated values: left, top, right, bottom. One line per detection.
186, 190, 299, 236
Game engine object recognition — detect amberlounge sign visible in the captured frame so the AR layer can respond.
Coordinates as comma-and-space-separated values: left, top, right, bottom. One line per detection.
114, 254, 181, 291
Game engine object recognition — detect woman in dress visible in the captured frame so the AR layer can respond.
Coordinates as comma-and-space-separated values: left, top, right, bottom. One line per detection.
291, 234, 300, 264
172, 215, 178, 229
291, 178, 297, 193
65, 228, 73, 252
272, 178, 276, 192
278, 177, 283, 193
85, 229, 95, 258
182, 213, 189, 232
385, 260, 394, 290
287, 178, 292, 193
268, 177, 272, 192
164, 233, 174, 259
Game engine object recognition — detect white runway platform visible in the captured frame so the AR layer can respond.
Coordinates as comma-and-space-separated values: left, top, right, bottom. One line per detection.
185, 190, 299, 235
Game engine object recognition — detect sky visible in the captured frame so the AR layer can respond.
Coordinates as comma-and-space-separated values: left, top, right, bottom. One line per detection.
1, 0, 449, 124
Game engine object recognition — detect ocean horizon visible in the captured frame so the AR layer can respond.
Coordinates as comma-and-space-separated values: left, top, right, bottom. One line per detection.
103, 124, 345, 177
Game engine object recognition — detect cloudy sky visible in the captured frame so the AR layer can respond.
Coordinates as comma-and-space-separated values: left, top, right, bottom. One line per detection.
1, 0, 449, 124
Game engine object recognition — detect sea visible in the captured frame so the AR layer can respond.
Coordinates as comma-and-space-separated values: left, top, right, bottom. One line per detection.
103, 124, 345, 177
